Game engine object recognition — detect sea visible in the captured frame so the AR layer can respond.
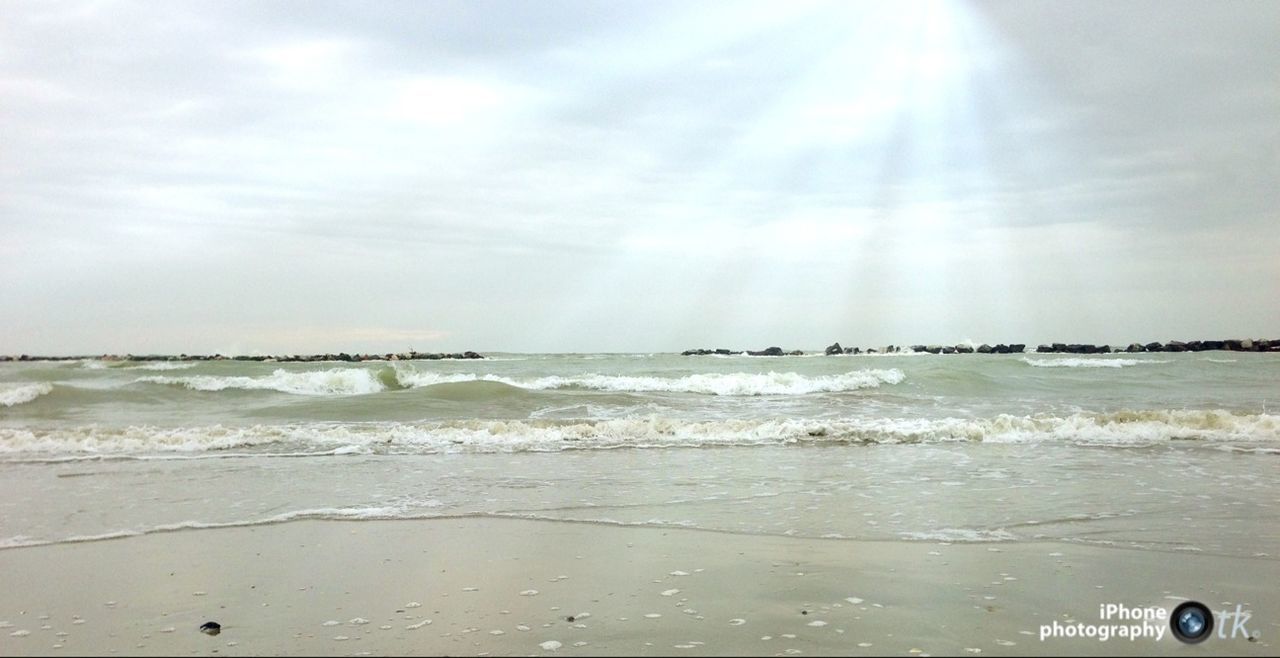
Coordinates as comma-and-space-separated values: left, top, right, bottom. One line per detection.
1, 351, 1277, 557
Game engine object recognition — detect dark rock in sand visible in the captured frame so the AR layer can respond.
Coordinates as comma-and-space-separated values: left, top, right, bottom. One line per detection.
199, 621, 221, 636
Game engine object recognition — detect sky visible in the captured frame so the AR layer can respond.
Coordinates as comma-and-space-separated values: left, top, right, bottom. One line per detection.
2, 0, 1278, 355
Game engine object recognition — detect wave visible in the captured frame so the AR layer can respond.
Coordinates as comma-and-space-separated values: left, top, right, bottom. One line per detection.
0, 503, 443, 549
899, 528, 1017, 543
139, 368, 386, 396
0, 383, 54, 407
396, 367, 906, 396
2, 410, 1275, 456
135, 367, 905, 397
124, 362, 198, 371
1021, 357, 1171, 368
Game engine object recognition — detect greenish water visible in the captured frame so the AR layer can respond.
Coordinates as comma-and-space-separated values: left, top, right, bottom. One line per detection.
0, 352, 1276, 557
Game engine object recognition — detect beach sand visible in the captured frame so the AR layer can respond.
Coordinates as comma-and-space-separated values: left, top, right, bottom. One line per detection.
0, 517, 1274, 656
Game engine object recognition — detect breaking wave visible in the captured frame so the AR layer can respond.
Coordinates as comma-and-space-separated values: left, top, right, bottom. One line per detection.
1021, 357, 1171, 368
0, 383, 53, 407
2, 409, 1275, 457
137, 367, 906, 397
138, 368, 386, 396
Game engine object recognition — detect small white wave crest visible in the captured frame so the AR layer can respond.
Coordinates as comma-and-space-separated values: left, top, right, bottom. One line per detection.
0, 383, 53, 407
1021, 357, 1171, 368
0, 503, 443, 549
900, 528, 1017, 543
125, 362, 198, 371
139, 368, 384, 396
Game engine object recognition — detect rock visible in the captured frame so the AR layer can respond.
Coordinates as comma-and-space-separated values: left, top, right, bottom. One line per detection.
1009, 344, 1026, 353
1125, 343, 1144, 353
994, 344, 1009, 354
199, 621, 221, 636
955, 345, 974, 354
977, 344, 993, 354
825, 343, 843, 356
1036, 345, 1053, 353
941, 346, 956, 354
748, 346, 785, 356
911, 345, 927, 353
1144, 342, 1164, 352
1242, 338, 1254, 350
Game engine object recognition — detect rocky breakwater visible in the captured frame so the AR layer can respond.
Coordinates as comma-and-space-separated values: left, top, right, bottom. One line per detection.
1036, 338, 1279, 354
0, 351, 485, 362
681, 346, 805, 356
822, 343, 1025, 355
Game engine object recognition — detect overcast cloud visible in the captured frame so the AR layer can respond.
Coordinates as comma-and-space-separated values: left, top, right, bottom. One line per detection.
2, 0, 1277, 354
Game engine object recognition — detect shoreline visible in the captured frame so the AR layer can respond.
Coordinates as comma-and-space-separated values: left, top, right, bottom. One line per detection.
0, 517, 1273, 656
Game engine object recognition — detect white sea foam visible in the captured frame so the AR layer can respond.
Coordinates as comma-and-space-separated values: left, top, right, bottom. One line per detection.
0, 504, 440, 549
0, 383, 53, 407
899, 528, 1017, 543
1021, 357, 1171, 368
124, 362, 197, 371
394, 367, 906, 395
1, 410, 1274, 456
132, 366, 903, 397
139, 368, 385, 396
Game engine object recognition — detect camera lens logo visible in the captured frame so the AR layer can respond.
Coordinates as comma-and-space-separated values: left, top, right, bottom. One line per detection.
1171, 601, 1214, 644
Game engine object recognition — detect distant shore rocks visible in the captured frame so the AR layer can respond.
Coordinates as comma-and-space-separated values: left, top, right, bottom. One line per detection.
681, 346, 804, 356
679, 338, 1279, 356
0, 351, 485, 363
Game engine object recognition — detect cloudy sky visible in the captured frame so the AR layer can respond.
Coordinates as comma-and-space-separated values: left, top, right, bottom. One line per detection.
3, 0, 1277, 354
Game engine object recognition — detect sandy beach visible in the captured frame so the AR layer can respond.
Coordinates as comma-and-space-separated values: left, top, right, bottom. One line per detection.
0, 517, 1274, 656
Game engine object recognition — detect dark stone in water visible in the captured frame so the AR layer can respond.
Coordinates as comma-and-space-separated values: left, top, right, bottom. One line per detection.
199, 621, 221, 636
825, 342, 843, 356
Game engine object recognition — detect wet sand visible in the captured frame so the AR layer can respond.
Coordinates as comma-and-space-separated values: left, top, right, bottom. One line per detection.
0, 517, 1274, 656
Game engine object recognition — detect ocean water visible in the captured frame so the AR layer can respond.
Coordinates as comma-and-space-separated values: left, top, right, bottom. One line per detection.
1, 352, 1277, 558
